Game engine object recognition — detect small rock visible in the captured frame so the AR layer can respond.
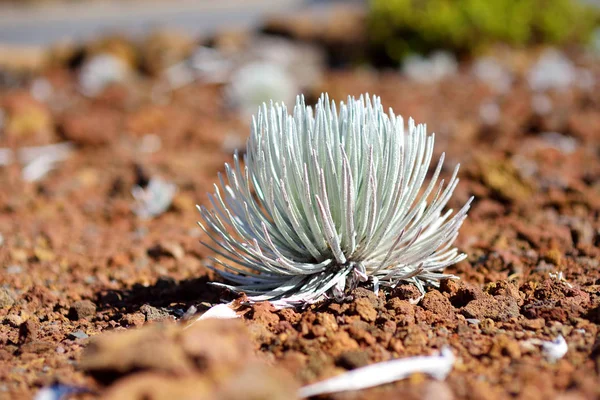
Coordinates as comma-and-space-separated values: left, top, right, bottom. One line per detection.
19, 319, 39, 344
33, 247, 55, 262
247, 321, 276, 344
485, 281, 523, 306
314, 312, 338, 333
140, 304, 172, 322
350, 287, 381, 307
385, 298, 415, 327
20, 341, 54, 354
479, 318, 495, 334
121, 312, 146, 327
477, 156, 534, 203
68, 330, 89, 340
421, 290, 456, 320
390, 284, 423, 302
490, 335, 521, 359
521, 318, 546, 331
462, 294, 520, 322
278, 308, 301, 324
0, 287, 16, 308
325, 331, 360, 357
448, 282, 485, 308
249, 302, 279, 328
69, 300, 97, 320
353, 297, 377, 322
4, 313, 25, 327
402, 325, 429, 348
439, 278, 461, 295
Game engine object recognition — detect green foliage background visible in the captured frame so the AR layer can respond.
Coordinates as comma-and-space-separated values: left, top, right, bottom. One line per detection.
369, 0, 598, 64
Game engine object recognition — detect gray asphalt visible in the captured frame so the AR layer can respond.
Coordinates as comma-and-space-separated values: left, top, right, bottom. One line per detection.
0, 0, 304, 46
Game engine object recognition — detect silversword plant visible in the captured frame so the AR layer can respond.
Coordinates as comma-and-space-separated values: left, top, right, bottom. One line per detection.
198, 94, 472, 307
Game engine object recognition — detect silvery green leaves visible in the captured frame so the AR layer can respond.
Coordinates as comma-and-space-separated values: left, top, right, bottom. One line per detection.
197, 94, 472, 307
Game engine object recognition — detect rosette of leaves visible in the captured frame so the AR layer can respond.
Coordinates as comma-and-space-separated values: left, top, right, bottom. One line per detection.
197, 94, 472, 307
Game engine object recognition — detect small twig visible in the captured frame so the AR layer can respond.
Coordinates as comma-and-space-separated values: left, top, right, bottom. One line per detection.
298, 347, 455, 398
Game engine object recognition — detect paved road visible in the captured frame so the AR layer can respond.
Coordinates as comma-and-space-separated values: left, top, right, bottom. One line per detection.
0, 0, 305, 46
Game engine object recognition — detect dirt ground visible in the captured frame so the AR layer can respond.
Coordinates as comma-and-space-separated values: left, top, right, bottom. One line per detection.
1, 41, 600, 399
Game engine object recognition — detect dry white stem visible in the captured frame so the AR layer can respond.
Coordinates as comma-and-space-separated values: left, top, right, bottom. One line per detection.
298, 347, 455, 398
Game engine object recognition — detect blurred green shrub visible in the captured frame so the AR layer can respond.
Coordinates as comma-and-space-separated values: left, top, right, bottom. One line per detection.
368, 0, 598, 64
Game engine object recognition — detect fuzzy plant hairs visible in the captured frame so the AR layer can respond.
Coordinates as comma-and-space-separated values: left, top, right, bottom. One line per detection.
197, 93, 473, 307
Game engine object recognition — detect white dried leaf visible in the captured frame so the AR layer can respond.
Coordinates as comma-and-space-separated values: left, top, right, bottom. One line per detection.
22, 154, 59, 182
18, 142, 74, 182
132, 177, 177, 219
298, 347, 455, 398
472, 57, 513, 94
403, 51, 457, 83
198, 303, 238, 320
523, 335, 568, 363
79, 53, 130, 97
226, 61, 298, 117
541, 335, 568, 362
0, 142, 73, 181
526, 49, 592, 92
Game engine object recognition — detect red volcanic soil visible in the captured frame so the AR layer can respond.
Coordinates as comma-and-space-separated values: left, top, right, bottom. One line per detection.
1, 44, 600, 400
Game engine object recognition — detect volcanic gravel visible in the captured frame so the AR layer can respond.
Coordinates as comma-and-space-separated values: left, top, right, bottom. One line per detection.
1, 47, 600, 400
